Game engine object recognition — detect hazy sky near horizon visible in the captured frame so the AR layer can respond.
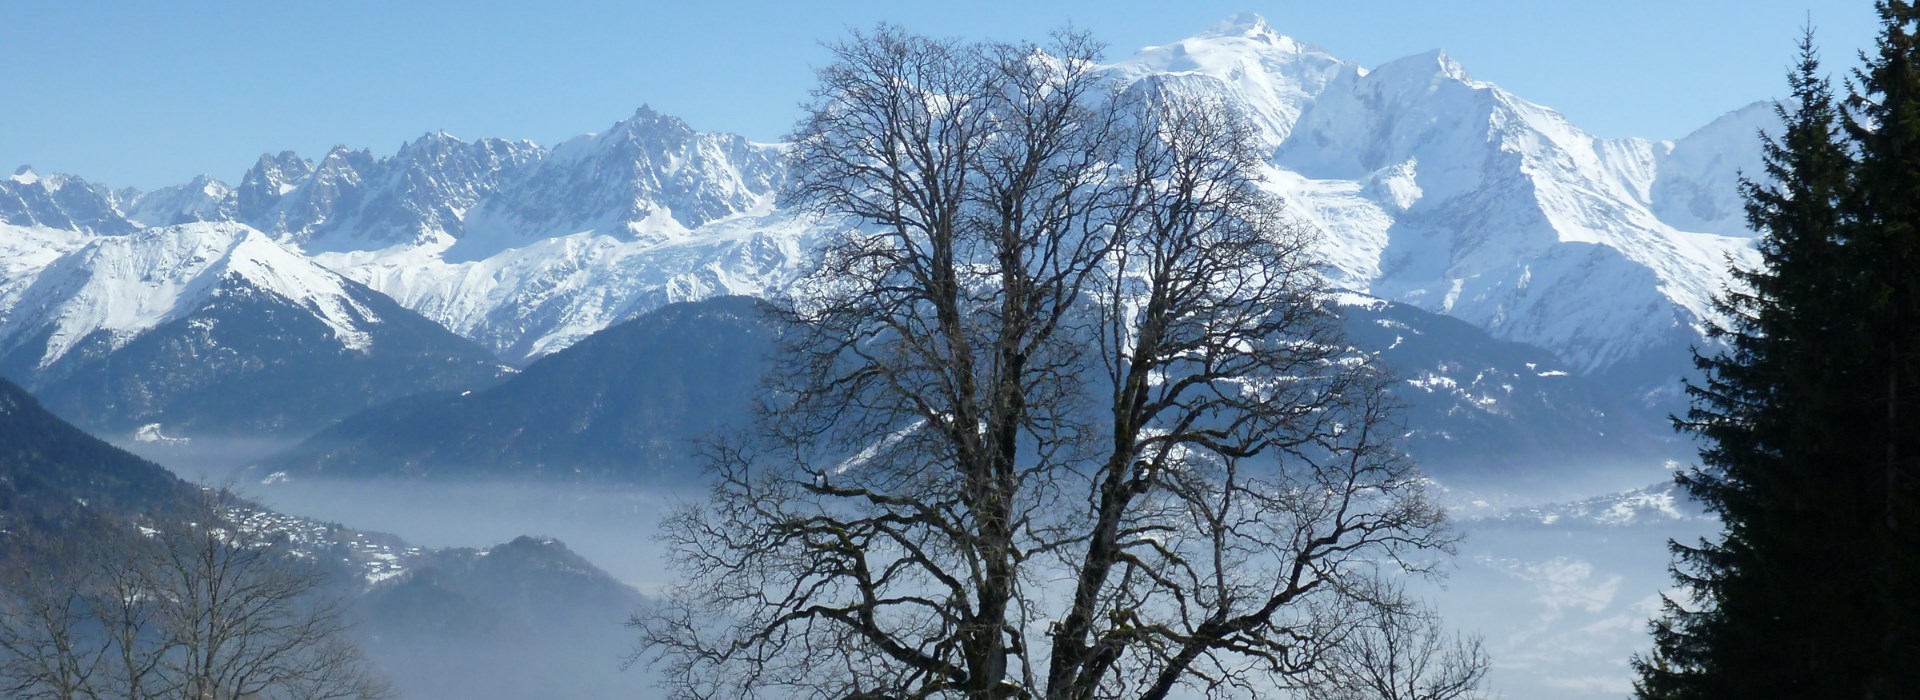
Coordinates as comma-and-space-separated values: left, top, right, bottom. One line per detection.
0, 1, 1883, 190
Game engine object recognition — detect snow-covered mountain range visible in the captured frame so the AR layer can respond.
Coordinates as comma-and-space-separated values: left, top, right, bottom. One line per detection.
0, 14, 1769, 431
1117, 16, 1766, 396
0, 217, 508, 435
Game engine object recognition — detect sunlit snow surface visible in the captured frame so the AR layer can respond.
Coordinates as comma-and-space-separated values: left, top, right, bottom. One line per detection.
0, 222, 381, 367
312, 198, 814, 361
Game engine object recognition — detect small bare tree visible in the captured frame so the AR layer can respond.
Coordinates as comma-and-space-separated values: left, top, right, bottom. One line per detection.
0, 491, 389, 700
0, 534, 104, 700
1303, 590, 1488, 700
145, 491, 390, 700
635, 25, 1460, 700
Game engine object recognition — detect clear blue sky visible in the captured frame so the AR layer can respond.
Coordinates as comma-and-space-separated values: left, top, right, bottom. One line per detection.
0, 1, 1881, 191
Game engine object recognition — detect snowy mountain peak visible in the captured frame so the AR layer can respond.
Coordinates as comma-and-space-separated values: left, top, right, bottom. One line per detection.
245, 151, 314, 187
236, 151, 314, 221
1369, 47, 1478, 88
395, 130, 463, 154
607, 104, 699, 143
1109, 15, 1354, 146
1699, 99, 1776, 135
125, 174, 234, 227
187, 173, 226, 192
316, 145, 371, 172
0, 222, 383, 369
1426, 49, 1471, 82
1198, 12, 1296, 48
452, 105, 785, 257
1649, 99, 1777, 238
0, 168, 137, 235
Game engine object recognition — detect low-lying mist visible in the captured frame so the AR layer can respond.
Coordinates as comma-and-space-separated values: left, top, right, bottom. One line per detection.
124, 438, 1710, 699
252, 476, 687, 592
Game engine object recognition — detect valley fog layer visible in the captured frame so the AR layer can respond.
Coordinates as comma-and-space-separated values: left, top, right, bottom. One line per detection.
117, 437, 685, 590
253, 477, 686, 592
198, 453, 1699, 700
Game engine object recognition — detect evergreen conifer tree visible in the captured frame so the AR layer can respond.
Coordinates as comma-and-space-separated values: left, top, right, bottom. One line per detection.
1840, 3, 1920, 693
1636, 6, 1920, 696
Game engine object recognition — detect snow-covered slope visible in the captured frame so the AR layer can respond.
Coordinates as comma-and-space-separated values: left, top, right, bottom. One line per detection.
316, 208, 807, 361
1103, 15, 1758, 398
1105, 13, 1351, 146
0, 222, 508, 436
125, 174, 236, 226
1336, 292, 1680, 484
1650, 100, 1777, 238
0, 222, 380, 368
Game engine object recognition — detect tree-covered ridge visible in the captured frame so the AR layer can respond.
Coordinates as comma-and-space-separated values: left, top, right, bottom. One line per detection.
0, 375, 189, 532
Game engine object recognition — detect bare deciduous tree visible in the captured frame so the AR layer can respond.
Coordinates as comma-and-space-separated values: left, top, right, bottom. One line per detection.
635, 25, 1464, 700
0, 534, 105, 700
0, 491, 389, 700
1304, 590, 1488, 700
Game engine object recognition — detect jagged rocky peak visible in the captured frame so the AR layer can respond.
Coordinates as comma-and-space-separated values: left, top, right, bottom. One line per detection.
240, 150, 315, 194
255, 145, 376, 241
611, 104, 684, 138
125, 174, 235, 227
459, 104, 785, 246
231, 134, 551, 248
389, 130, 543, 180
398, 129, 465, 156
340, 131, 545, 244
236, 150, 315, 220
0, 165, 138, 235
596, 104, 781, 182
312, 145, 376, 182
185, 173, 230, 195
1434, 49, 1471, 82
